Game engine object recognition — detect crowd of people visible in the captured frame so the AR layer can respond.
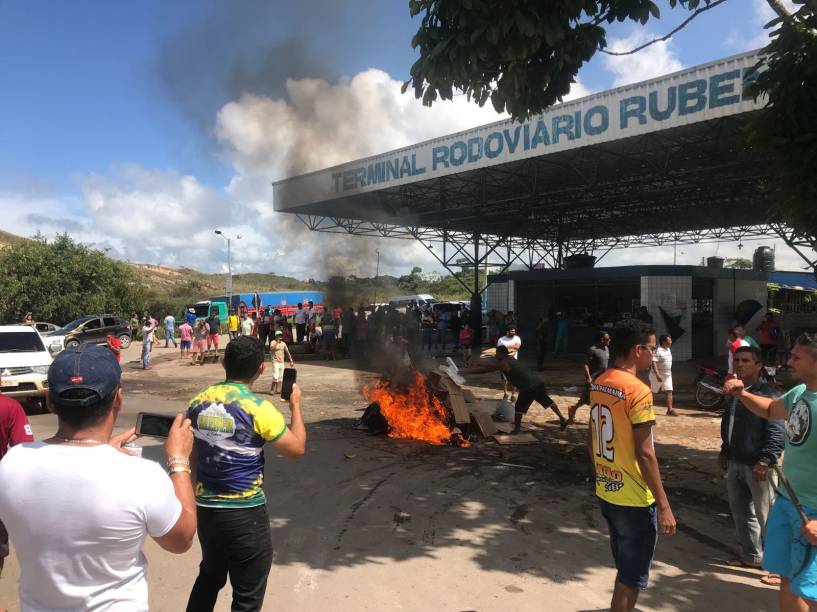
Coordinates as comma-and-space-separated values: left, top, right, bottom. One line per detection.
2, 303, 816, 611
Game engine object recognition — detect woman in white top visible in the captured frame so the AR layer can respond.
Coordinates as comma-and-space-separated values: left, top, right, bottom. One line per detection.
649, 334, 677, 416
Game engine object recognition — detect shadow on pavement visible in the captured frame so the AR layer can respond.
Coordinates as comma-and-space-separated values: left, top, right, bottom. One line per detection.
259, 416, 776, 611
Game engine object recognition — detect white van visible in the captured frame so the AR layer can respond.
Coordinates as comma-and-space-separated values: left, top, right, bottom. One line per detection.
387, 294, 437, 310
0, 325, 54, 404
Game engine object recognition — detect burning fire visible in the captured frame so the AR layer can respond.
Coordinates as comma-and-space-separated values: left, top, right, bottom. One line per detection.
363, 371, 453, 445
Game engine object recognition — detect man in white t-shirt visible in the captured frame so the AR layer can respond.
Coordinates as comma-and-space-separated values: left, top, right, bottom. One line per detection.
649, 334, 677, 416
240, 314, 255, 337
497, 327, 522, 401
293, 303, 307, 343
0, 344, 197, 611
141, 317, 157, 370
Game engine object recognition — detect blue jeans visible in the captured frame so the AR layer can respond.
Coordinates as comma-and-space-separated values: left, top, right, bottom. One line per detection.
141, 340, 152, 368
164, 328, 177, 348
599, 499, 658, 590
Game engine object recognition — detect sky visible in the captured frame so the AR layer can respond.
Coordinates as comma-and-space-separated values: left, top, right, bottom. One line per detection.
0, 0, 808, 280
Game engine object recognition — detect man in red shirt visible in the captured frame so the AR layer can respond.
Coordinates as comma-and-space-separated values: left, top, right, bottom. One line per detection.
0, 377, 35, 577
756, 312, 781, 364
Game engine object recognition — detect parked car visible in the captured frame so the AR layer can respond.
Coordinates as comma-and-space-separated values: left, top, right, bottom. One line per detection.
0, 324, 54, 404
46, 315, 132, 351
388, 294, 437, 310
31, 321, 60, 334
431, 301, 466, 316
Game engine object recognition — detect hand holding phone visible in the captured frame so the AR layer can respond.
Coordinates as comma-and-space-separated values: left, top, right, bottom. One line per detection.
281, 367, 297, 400
164, 413, 194, 460
288, 383, 301, 406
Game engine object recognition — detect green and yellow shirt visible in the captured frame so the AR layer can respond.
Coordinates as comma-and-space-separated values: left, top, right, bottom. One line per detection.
188, 382, 286, 508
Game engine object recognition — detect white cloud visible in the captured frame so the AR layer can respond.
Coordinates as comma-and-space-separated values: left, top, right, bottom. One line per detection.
563, 78, 592, 101
725, 0, 798, 51
604, 30, 683, 87
0, 192, 88, 239
2, 69, 508, 280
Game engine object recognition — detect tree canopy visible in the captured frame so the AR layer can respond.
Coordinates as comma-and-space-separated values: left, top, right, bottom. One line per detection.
748, 1, 817, 238
0, 234, 145, 325
405, 0, 723, 119
406, 0, 816, 239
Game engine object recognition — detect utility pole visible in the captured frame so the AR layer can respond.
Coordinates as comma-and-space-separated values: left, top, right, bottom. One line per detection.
215, 230, 242, 308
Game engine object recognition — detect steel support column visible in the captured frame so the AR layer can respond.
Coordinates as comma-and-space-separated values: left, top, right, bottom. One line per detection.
471, 233, 482, 351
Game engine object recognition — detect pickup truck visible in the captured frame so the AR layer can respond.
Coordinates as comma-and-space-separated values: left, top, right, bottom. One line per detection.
0, 325, 55, 405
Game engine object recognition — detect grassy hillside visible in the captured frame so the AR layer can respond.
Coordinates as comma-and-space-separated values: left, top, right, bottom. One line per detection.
130, 264, 313, 297
0, 229, 470, 316
0, 229, 29, 248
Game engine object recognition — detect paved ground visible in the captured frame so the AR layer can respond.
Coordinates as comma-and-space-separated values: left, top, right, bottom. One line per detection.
0, 339, 779, 611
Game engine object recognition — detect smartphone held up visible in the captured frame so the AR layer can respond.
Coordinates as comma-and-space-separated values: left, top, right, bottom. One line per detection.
281, 368, 297, 401
135, 412, 176, 438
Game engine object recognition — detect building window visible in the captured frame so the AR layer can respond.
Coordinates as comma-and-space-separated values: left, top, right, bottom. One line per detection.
694, 298, 713, 313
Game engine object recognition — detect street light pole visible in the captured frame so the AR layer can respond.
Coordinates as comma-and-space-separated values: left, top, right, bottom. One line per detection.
215, 230, 241, 308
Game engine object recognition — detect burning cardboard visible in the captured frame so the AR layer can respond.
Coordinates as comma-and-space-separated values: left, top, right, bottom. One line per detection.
360, 370, 470, 447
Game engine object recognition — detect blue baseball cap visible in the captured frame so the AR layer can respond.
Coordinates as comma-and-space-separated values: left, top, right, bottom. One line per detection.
48, 344, 121, 407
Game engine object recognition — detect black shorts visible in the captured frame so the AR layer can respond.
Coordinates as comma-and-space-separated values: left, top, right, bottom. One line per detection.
515, 383, 555, 414
579, 381, 591, 406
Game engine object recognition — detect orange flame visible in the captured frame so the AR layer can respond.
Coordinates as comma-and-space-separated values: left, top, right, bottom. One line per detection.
363, 371, 453, 445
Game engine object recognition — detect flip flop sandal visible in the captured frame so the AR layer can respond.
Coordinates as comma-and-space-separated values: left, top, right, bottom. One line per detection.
760, 574, 782, 586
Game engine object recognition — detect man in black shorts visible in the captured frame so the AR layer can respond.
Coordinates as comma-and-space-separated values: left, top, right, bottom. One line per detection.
462, 345, 568, 433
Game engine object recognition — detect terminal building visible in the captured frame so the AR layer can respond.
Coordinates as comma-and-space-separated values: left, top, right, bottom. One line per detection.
486, 253, 817, 362
272, 49, 817, 361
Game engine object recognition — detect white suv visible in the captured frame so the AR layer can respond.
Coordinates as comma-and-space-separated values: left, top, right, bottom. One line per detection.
0, 325, 54, 403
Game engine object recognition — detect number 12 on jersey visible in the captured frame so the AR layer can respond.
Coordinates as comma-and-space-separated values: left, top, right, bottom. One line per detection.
590, 403, 615, 462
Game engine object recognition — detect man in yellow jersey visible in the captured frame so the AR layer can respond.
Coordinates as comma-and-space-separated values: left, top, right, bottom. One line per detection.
589, 319, 676, 612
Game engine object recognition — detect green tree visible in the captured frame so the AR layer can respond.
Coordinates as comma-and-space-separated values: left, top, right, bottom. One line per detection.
723, 257, 753, 269
405, 1, 815, 238
748, 2, 817, 238
405, 0, 728, 119
0, 234, 144, 325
